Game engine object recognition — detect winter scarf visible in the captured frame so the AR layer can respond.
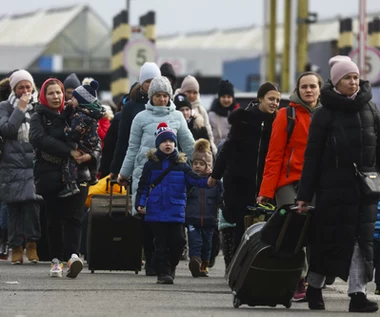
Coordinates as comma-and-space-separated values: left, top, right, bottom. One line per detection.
8, 90, 38, 142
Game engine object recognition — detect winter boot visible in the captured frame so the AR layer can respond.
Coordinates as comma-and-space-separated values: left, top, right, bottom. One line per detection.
306, 285, 325, 310
26, 242, 39, 263
0, 229, 9, 260
200, 261, 210, 277
11, 246, 24, 265
156, 275, 174, 284
349, 292, 379, 313
188, 256, 201, 277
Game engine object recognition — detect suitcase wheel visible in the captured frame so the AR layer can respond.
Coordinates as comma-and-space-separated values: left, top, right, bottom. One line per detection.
284, 300, 292, 309
232, 294, 241, 308
91, 270, 94, 274
135, 270, 139, 274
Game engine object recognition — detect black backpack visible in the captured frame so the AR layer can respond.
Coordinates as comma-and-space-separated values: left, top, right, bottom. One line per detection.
285, 106, 296, 144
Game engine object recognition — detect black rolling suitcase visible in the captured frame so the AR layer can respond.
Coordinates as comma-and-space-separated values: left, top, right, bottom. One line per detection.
87, 179, 143, 273
261, 204, 313, 255
226, 222, 305, 309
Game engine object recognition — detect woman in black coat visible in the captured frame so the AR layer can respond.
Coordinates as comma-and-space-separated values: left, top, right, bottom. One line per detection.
29, 78, 100, 279
208, 82, 280, 252
297, 56, 379, 312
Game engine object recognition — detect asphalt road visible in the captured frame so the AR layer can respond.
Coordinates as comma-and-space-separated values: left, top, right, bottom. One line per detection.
0, 254, 379, 317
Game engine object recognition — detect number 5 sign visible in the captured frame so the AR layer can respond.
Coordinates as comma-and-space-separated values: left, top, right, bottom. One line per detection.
123, 39, 157, 76
350, 46, 380, 84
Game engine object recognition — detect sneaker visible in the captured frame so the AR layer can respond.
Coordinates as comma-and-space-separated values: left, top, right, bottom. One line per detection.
156, 275, 174, 284
200, 261, 210, 277
58, 183, 80, 198
50, 258, 63, 278
0, 242, 9, 260
293, 278, 307, 302
66, 253, 83, 278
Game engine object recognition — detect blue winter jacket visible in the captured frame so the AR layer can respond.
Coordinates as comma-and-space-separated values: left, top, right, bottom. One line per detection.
375, 202, 380, 240
136, 149, 209, 223
186, 180, 223, 227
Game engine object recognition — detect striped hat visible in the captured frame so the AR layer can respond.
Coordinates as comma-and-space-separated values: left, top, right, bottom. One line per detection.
73, 80, 99, 104
155, 122, 177, 148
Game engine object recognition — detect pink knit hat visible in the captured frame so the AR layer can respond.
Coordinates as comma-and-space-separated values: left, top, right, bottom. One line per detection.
180, 75, 199, 93
329, 55, 359, 86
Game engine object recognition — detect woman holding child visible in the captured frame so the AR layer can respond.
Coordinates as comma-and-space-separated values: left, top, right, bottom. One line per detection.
29, 78, 101, 279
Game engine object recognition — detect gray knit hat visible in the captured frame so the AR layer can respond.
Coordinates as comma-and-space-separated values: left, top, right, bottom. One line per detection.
148, 76, 173, 99
63, 73, 81, 90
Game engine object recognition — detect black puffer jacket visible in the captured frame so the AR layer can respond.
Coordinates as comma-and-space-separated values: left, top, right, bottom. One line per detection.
297, 80, 379, 282
99, 111, 121, 177
110, 88, 148, 175
212, 103, 275, 211
29, 104, 101, 195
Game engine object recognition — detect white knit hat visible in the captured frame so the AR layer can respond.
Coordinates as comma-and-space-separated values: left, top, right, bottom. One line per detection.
148, 76, 173, 99
139, 62, 161, 85
9, 70, 34, 91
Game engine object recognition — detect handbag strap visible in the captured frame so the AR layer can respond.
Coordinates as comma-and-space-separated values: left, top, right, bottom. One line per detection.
150, 163, 176, 189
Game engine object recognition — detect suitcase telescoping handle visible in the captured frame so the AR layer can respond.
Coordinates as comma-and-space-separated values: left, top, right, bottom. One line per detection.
107, 178, 132, 218
274, 204, 314, 255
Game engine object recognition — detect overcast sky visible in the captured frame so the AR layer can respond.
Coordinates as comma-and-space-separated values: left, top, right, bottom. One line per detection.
2, 0, 379, 35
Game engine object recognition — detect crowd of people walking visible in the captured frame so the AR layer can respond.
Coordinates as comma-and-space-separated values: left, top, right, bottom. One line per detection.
0, 54, 379, 312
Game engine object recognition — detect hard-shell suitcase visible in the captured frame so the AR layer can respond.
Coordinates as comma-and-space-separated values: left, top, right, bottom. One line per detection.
87, 179, 143, 273
226, 222, 305, 309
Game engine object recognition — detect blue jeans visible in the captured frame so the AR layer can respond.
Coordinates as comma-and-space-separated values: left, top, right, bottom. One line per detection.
187, 225, 214, 261
0, 202, 7, 229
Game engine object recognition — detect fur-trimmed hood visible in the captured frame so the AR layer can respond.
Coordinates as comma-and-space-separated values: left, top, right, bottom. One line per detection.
146, 148, 187, 163
0, 78, 12, 102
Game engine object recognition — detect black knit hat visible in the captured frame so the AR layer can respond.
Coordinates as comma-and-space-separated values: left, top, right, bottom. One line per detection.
160, 62, 177, 86
218, 80, 234, 97
257, 82, 279, 99
174, 93, 192, 110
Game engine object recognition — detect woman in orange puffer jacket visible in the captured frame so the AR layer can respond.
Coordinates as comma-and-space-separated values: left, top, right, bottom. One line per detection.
257, 71, 323, 302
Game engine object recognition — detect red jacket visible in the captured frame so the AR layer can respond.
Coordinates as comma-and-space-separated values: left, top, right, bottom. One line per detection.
259, 102, 312, 199
97, 117, 110, 148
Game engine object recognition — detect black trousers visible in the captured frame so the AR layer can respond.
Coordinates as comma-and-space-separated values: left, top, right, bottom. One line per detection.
43, 182, 88, 262
143, 221, 155, 268
150, 222, 186, 276
7, 201, 41, 248
233, 209, 250, 254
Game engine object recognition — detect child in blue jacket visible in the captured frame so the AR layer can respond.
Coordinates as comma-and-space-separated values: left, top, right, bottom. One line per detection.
186, 139, 223, 277
136, 122, 210, 284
